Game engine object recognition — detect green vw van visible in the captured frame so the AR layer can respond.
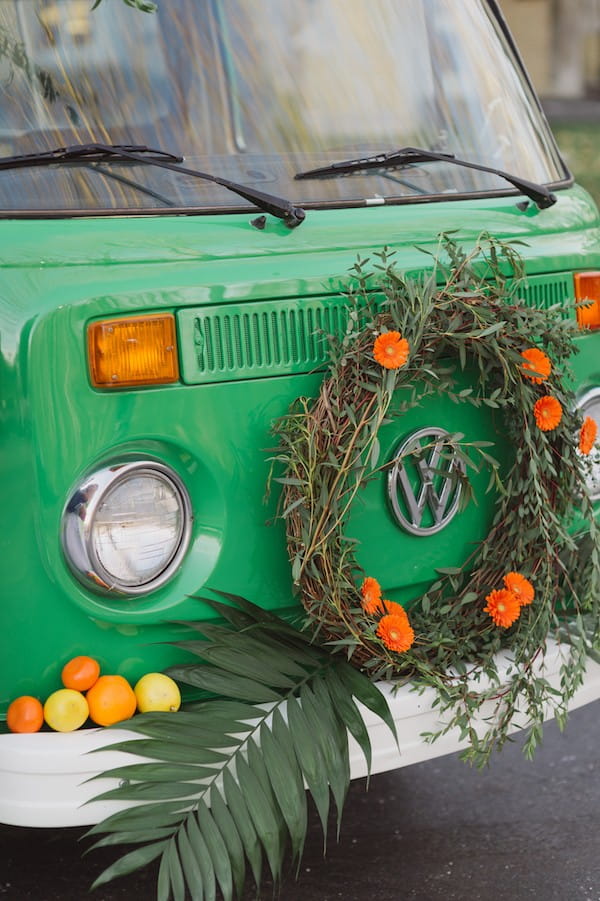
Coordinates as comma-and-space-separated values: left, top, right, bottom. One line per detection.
1, 0, 600, 827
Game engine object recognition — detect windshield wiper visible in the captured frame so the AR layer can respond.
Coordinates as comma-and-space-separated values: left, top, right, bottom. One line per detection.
295, 146, 557, 210
0, 142, 306, 227
0, 143, 185, 168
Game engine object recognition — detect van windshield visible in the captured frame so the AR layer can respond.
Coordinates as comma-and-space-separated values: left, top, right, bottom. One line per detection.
0, 0, 566, 215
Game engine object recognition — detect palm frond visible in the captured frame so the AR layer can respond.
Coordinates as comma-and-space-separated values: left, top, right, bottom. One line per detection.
87, 594, 396, 899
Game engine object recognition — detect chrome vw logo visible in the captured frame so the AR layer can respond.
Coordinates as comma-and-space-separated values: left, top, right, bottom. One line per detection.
387, 427, 465, 536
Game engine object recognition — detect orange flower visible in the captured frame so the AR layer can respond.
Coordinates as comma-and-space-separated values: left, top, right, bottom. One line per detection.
361, 586, 410, 620
373, 331, 409, 370
521, 348, 552, 383
361, 576, 382, 614
533, 395, 563, 432
380, 599, 410, 622
376, 614, 415, 653
579, 416, 597, 455
503, 572, 534, 606
484, 588, 521, 629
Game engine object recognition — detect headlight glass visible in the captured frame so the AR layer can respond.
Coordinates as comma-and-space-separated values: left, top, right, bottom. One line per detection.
92, 473, 185, 586
62, 461, 192, 596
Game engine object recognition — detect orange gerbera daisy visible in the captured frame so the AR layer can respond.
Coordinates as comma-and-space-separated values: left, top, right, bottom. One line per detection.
376, 614, 415, 653
533, 395, 563, 432
579, 416, 598, 455
521, 347, 552, 383
373, 331, 409, 370
503, 572, 534, 606
380, 599, 410, 622
361, 576, 382, 614
484, 588, 521, 629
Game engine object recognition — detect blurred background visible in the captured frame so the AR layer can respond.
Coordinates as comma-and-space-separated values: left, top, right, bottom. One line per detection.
503, 0, 600, 202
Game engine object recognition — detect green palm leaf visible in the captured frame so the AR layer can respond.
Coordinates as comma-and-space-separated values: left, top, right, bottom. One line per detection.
88, 594, 396, 899
91, 840, 168, 890
208, 787, 246, 897
284, 693, 331, 835
179, 825, 211, 901
299, 681, 350, 831
196, 800, 235, 901
167, 841, 186, 901
221, 768, 263, 889
259, 721, 307, 863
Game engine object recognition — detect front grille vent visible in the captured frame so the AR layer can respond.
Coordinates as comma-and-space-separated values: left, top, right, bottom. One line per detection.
178, 298, 349, 384
516, 273, 574, 314
177, 273, 575, 385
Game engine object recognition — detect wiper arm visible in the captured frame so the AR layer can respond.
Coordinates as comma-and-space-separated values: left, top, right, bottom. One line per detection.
295, 146, 556, 210
0, 142, 306, 228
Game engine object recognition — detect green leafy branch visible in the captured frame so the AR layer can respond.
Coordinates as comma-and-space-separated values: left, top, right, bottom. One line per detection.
86, 593, 396, 899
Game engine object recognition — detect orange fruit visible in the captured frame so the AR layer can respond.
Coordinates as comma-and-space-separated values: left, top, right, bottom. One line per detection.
61, 655, 101, 692
134, 673, 181, 713
43, 689, 89, 732
7, 695, 44, 733
86, 675, 137, 726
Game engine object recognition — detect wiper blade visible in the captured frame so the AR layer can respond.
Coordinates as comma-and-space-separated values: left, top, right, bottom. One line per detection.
0, 143, 184, 168
0, 142, 306, 227
295, 146, 557, 210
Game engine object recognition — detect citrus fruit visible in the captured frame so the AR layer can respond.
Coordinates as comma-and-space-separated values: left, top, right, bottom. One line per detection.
86, 675, 137, 726
61, 655, 101, 691
6, 695, 44, 733
43, 689, 89, 732
134, 673, 181, 713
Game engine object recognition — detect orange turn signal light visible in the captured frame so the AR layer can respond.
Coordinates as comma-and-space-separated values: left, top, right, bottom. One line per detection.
574, 272, 600, 330
88, 314, 179, 388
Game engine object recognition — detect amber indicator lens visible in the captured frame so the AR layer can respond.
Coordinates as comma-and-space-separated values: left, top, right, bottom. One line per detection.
574, 272, 600, 330
88, 314, 179, 387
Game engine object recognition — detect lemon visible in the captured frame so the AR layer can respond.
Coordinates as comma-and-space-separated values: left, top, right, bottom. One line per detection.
43, 688, 89, 732
134, 673, 181, 713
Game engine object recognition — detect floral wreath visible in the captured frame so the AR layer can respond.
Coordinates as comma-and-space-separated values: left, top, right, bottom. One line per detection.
273, 235, 600, 759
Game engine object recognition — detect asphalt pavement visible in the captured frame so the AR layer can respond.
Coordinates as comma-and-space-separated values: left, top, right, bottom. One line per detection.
1, 699, 599, 900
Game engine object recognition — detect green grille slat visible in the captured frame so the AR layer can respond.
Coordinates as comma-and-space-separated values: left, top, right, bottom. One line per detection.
178, 298, 348, 384
516, 272, 574, 316
177, 274, 575, 385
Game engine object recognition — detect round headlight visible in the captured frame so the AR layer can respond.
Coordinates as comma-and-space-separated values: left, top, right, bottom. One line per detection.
576, 388, 600, 501
62, 461, 192, 596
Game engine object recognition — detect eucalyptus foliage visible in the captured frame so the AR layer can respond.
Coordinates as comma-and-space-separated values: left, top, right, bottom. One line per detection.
272, 233, 600, 763
87, 594, 396, 899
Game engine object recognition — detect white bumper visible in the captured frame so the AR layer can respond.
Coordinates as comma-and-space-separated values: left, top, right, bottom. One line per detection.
2, 640, 600, 828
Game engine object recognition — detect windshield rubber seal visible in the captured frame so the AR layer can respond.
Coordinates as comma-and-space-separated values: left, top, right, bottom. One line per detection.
0, 176, 574, 219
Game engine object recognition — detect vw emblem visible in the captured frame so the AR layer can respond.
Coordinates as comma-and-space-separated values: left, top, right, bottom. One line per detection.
387, 427, 465, 536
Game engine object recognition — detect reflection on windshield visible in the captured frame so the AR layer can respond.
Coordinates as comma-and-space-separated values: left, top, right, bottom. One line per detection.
0, 0, 565, 214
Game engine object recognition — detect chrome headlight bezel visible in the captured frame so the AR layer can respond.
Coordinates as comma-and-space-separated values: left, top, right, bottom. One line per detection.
61, 460, 192, 596
576, 387, 600, 502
